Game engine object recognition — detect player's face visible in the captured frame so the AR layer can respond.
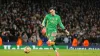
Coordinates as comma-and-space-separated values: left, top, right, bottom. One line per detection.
50, 9, 55, 16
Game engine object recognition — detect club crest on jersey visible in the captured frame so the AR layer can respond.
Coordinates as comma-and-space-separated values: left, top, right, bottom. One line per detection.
52, 18, 54, 20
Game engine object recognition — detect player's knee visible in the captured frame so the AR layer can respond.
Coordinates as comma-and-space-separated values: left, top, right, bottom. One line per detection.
51, 41, 55, 45
46, 41, 51, 46
46, 41, 55, 46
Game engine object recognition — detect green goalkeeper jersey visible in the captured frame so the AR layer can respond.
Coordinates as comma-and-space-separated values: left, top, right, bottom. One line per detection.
42, 14, 65, 37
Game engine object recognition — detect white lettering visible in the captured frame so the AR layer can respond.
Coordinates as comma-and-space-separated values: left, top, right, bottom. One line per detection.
4, 45, 7, 49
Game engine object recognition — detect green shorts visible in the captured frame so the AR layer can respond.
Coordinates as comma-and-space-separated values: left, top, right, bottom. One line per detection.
46, 30, 57, 41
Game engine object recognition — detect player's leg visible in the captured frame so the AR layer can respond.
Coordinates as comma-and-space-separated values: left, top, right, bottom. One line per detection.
46, 36, 55, 46
49, 36, 59, 56
46, 32, 59, 56
46, 31, 59, 56
46, 31, 55, 46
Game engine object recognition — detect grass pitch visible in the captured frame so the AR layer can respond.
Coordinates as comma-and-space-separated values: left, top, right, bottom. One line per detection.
0, 49, 100, 56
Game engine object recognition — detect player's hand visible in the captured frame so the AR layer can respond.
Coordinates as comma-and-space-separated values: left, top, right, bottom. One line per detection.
65, 30, 69, 35
41, 27, 46, 35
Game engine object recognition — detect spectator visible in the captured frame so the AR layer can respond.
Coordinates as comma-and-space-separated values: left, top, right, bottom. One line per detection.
22, 33, 28, 43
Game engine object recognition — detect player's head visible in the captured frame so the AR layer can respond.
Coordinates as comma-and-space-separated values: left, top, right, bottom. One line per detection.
49, 7, 55, 16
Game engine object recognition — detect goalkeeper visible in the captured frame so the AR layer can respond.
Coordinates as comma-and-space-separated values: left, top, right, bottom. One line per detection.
42, 7, 69, 56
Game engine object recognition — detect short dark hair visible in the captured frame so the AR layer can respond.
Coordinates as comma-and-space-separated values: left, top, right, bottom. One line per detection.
49, 7, 55, 11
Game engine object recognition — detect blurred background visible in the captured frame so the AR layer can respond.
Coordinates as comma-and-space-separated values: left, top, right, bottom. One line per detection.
0, 0, 100, 47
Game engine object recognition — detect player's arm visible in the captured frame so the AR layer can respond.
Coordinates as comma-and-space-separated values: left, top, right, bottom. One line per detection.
58, 16, 65, 30
42, 15, 47, 28
58, 16, 69, 35
41, 15, 48, 35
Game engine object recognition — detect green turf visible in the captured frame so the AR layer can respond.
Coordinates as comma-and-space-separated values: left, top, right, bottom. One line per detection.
0, 49, 100, 56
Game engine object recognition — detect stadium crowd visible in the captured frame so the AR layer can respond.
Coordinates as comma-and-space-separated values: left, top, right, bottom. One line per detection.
0, 0, 100, 46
